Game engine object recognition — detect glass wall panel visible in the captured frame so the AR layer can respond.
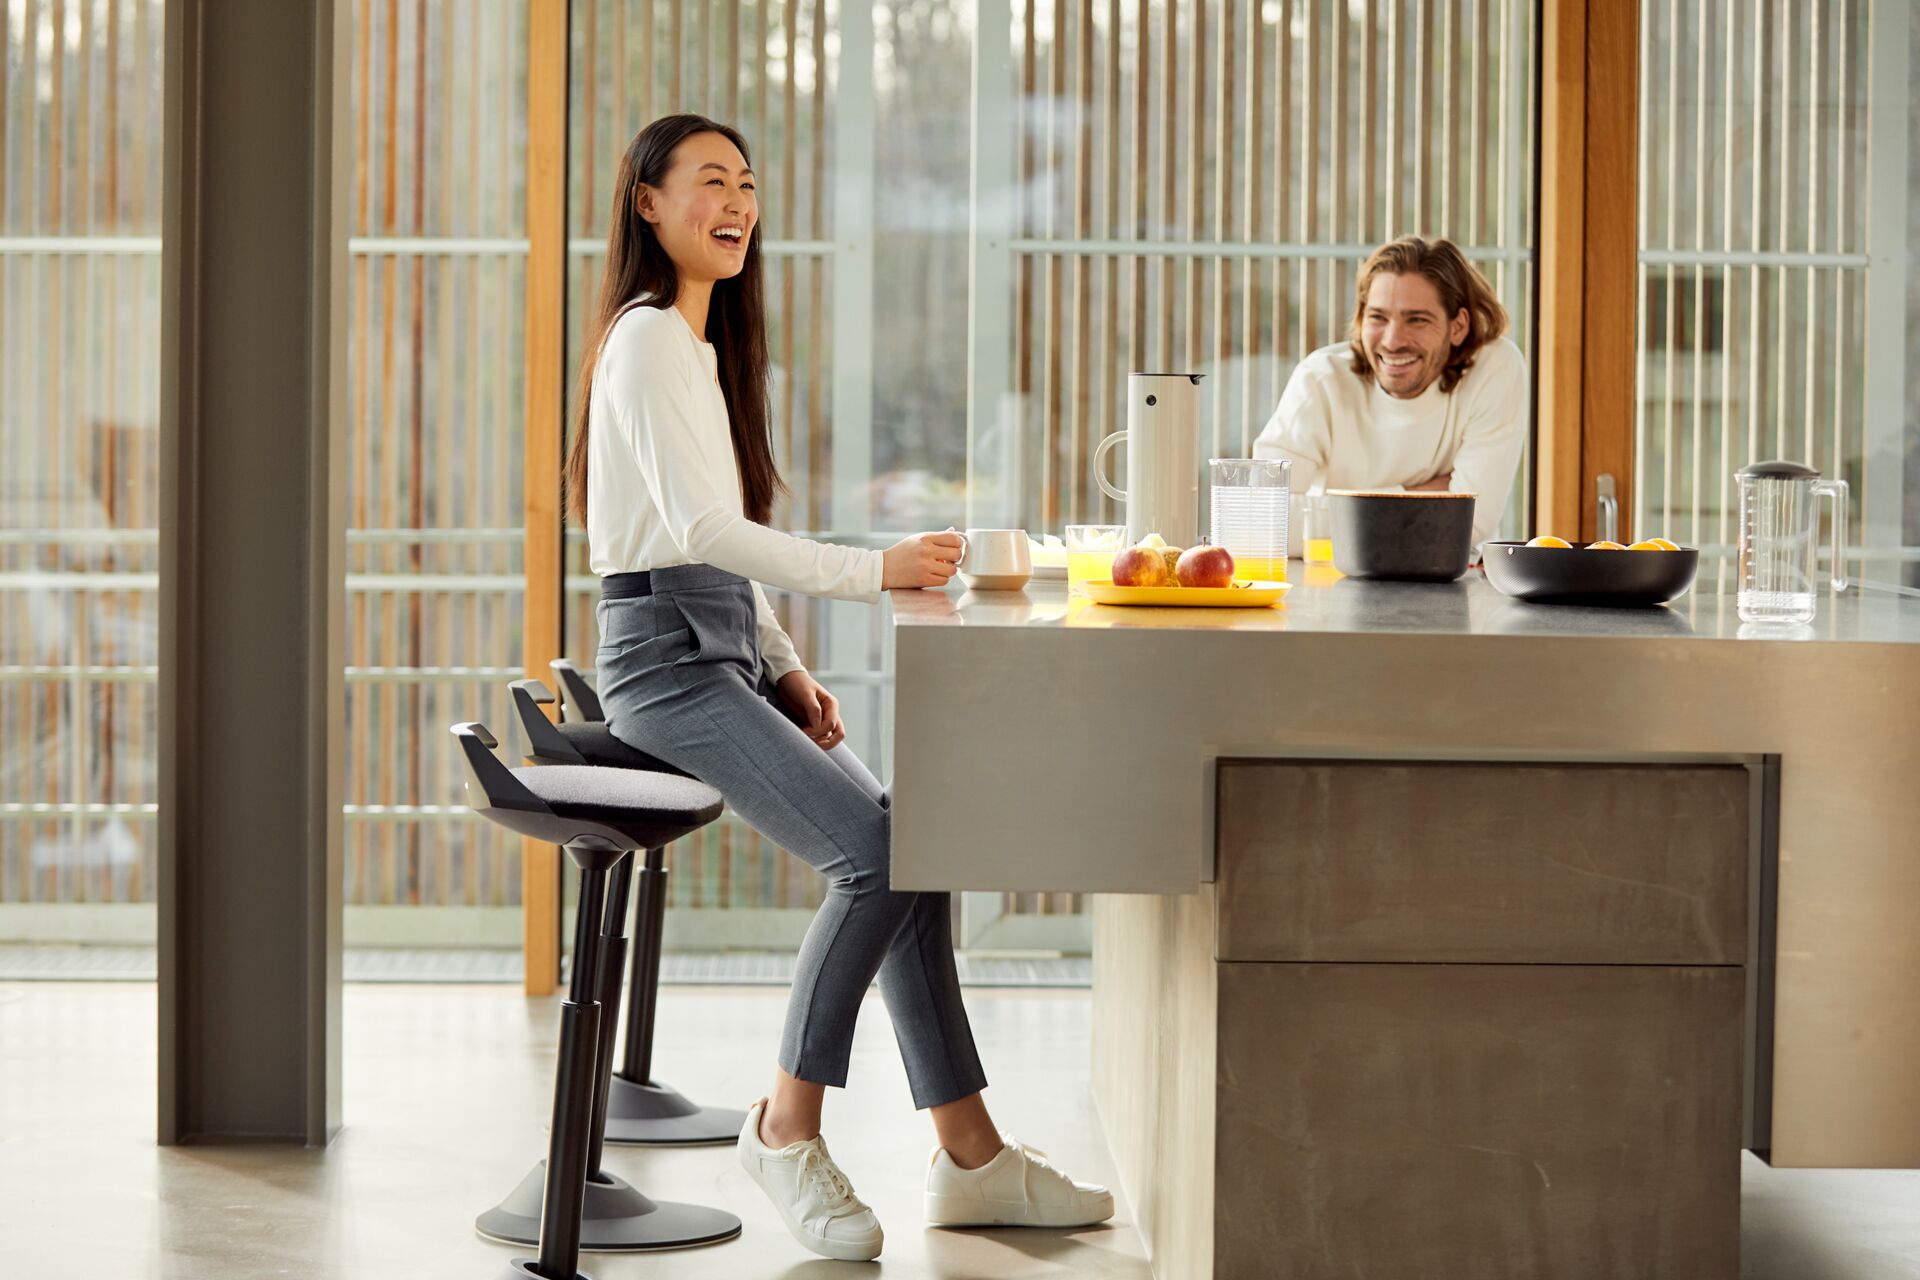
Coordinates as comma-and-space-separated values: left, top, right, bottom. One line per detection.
560, 0, 1541, 955
2, 1, 538, 962
341, 2, 530, 952
1, 0, 168, 960
974, 0, 1536, 941
1636, 0, 1914, 588
980, 0, 1538, 538
564, 0, 853, 952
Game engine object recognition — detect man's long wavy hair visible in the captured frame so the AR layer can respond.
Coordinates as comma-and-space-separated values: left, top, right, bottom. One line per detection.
1348, 236, 1508, 394
564, 114, 783, 528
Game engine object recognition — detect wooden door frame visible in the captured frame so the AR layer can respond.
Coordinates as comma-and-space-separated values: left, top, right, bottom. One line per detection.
1537, 0, 1639, 544
521, 0, 569, 996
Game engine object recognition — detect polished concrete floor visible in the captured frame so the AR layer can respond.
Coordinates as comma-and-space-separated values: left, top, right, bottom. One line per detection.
5, 981, 1144, 1279
5, 980, 1918, 1279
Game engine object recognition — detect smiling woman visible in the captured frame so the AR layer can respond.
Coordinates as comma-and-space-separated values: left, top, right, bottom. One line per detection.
562, 106, 1111, 1262
564, 115, 780, 531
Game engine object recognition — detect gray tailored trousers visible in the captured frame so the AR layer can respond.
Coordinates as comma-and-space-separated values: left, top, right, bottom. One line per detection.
596, 563, 987, 1109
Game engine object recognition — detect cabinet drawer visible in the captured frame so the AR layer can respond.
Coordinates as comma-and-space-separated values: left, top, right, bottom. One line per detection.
1214, 962, 1743, 1279
1215, 760, 1749, 964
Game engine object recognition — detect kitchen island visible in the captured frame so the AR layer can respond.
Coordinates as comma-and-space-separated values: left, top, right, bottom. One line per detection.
887, 567, 1920, 1279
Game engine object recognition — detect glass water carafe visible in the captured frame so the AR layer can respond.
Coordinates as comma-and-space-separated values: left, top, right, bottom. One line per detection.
1735, 460, 1848, 624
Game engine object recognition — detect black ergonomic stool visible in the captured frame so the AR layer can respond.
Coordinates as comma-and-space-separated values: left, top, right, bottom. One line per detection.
451, 724, 741, 1272
508, 670, 745, 1147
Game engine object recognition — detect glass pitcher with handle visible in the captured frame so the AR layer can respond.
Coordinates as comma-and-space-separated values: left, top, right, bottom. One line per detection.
1735, 460, 1848, 624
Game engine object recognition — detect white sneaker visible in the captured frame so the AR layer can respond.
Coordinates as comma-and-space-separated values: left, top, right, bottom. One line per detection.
925, 1133, 1116, 1229
738, 1098, 884, 1261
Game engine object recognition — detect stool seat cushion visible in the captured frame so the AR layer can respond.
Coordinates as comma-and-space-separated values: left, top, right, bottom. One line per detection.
555, 721, 685, 775
511, 765, 724, 848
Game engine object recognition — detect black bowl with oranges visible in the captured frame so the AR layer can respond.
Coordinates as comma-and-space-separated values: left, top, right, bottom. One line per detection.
1480, 537, 1698, 607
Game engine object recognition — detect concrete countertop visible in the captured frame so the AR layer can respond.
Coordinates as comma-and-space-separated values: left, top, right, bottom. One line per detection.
888, 563, 1920, 645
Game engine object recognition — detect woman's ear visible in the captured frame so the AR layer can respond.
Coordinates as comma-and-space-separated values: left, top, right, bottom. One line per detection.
635, 185, 659, 226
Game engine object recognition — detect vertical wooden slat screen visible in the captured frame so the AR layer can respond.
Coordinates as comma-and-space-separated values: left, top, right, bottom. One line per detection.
3, 0, 168, 913
999, 0, 1538, 539
1633, 0, 1880, 568
341, 2, 527, 932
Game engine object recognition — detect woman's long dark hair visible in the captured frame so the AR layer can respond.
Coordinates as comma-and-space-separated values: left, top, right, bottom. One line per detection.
565, 114, 783, 528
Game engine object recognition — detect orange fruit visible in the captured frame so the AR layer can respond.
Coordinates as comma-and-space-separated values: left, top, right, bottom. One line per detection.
1649, 537, 1681, 551
1626, 540, 1665, 551
1525, 535, 1573, 548
1587, 540, 1626, 550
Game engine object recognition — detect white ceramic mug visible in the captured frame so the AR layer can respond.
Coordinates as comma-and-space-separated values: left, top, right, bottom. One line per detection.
958, 528, 1032, 590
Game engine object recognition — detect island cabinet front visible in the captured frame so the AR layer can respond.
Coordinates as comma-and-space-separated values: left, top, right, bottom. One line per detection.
1095, 757, 1758, 1280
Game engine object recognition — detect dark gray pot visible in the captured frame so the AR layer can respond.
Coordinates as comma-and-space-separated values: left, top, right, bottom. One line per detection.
1328, 490, 1478, 582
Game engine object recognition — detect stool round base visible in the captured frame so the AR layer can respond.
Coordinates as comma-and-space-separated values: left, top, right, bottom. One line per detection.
476, 1162, 743, 1252
602, 1077, 746, 1147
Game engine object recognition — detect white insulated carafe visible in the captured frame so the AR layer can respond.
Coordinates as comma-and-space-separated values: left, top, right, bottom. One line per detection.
1093, 373, 1203, 547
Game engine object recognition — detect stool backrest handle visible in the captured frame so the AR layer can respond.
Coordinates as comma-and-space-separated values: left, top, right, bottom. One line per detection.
550, 658, 606, 723
450, 722, 549, 815
509, 680, 588, 764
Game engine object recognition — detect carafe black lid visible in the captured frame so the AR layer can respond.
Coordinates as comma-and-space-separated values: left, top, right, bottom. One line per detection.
1736, 459, 1819, 480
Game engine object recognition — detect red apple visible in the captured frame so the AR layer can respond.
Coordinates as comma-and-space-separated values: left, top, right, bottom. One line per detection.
1110, 545, 1173, 587
1175, 545, 1236, 588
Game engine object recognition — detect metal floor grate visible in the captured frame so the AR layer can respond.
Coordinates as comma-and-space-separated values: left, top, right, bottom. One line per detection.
0, 944, 1091, 988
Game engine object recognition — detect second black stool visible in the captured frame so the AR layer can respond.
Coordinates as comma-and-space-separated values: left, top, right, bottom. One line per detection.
452, 724, 741, 1271
508, 668, 745, 1147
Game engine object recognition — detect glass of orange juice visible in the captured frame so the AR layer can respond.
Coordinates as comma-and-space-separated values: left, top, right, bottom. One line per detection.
1064, 524, 1127, 595
1301, 491, 1334, 565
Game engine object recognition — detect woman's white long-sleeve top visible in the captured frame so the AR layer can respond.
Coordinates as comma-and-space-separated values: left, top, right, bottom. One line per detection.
586, 303, 885, 680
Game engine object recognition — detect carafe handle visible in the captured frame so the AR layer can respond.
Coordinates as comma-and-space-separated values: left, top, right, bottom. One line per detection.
1815, 478, 1848, 593
1093, 431, 1128, 502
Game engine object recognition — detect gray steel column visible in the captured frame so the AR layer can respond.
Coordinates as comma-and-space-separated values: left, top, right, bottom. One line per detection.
157, 0, 349, 1145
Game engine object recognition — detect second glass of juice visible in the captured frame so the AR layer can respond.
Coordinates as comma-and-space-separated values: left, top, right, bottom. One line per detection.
1301, 491, 1334, 564
1064, 524, 1127, 594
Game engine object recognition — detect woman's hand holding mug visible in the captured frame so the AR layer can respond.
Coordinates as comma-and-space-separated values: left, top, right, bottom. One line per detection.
883, 529, 966, 589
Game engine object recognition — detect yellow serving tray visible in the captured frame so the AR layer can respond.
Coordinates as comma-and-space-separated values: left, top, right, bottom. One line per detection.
1081, 579, 1291, 608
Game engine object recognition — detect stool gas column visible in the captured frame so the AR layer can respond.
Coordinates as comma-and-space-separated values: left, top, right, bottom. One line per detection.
511, 668, 747, 1146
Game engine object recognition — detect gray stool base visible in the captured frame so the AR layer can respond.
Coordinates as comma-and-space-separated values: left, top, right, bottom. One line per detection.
603, 1076, 745, 1146
476, 1161, 743, 1253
